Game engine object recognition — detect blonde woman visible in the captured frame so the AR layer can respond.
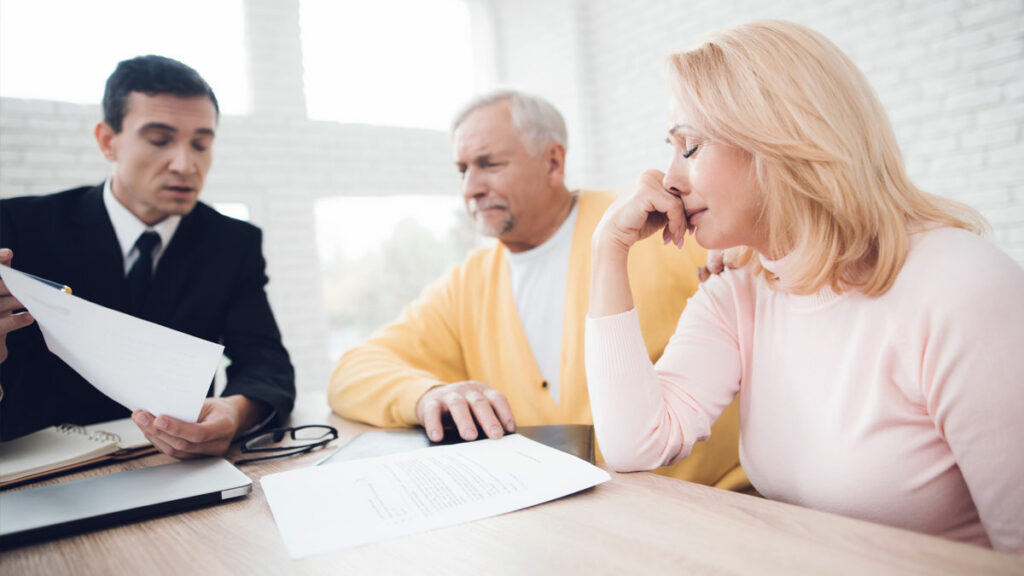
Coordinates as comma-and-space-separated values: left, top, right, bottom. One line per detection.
585, 20, 1024, 552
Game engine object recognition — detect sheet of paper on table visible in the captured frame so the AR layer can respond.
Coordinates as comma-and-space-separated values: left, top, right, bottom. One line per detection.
0, 265, 222, 422
261, 433, 612, 558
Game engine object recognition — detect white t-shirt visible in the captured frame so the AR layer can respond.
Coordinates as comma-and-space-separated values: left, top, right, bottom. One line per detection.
506, 202, 578, 403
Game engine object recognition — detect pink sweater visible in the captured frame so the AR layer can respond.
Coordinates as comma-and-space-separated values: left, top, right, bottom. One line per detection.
585, 227, 1024, 553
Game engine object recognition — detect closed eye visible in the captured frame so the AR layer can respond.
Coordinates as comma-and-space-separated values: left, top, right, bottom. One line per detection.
666, 135, 700, 160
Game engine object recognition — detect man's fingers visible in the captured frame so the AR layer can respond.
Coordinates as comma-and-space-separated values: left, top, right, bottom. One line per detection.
419, 398, 445, 442
151, 428, 197, 453
707, 250, 725, 274
133, 415, 193, 459
1, 250, 15, 301
444, 394, 479, 441
133, 410, 225, 448
153, 415, 214, 444
484, 389, 516, 433
699, 250, 735, 283
144, 432, 187, 459
152, 428, 227, 456
416, 381, 520, 442
465, 391, 504, 439
133, 411, 192, 452
135, 420, 226, 458
0, 297, 26, 314
0, 311, 33, 333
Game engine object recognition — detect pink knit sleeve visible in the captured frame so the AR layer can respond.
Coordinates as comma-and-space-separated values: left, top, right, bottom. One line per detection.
915, 235, 1024, 553
584, 276, 744, 472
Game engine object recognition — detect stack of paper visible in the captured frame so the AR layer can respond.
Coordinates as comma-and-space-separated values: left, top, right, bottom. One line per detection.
262, 434, 610, 558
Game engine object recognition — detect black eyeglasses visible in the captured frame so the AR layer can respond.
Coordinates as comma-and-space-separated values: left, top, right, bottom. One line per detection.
235, 425, 338, 465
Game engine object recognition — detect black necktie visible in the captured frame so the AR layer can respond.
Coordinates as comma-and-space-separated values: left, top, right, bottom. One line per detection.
126, 231, 161, 315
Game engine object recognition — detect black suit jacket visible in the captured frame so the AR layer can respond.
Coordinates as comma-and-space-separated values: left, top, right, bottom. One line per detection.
0, 184, 295, 440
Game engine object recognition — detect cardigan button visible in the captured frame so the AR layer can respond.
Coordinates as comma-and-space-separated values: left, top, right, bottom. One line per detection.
541, 381, 548, 388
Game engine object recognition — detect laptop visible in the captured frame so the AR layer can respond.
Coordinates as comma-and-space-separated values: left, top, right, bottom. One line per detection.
0, 457, 252, 548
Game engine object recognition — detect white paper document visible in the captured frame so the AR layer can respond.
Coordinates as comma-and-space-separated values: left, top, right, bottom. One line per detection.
261, 434, 611, 558
0, 265, 222, 422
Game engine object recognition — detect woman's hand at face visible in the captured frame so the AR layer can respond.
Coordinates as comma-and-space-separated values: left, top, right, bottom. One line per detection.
594, 169, 689, 255
590, 170, 688, 317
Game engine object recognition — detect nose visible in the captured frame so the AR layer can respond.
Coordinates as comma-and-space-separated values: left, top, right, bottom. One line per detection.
461, 166, 486, 201
662, 153, 690, 197
168, 144, 196, 175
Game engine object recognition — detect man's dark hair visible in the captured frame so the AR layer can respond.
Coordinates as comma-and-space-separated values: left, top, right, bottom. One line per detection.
102, 55, 220, 133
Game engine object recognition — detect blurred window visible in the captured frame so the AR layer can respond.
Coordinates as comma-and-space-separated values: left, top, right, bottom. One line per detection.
212, 202, 251, 222
299, 0, 474, 130
315, 195, 481, 361
0, 0, 249, 113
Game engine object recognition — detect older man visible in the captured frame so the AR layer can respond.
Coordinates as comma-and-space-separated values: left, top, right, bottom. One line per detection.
328, 90, 745, 488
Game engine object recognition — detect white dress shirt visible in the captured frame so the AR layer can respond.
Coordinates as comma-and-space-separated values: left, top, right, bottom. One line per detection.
102, 179, 181, 275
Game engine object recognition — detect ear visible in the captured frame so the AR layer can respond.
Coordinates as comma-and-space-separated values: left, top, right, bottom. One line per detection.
94, 122, 117, 162
544, 141, 566, 187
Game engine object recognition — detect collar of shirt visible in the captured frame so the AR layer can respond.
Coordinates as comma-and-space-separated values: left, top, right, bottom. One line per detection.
506, 198, 579, 267
758, 251, 841, 308
102, 179, 182, 275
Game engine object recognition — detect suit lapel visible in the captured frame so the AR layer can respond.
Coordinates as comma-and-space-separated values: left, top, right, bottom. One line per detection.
144, 208, 203, 324
69, 184, 131, 312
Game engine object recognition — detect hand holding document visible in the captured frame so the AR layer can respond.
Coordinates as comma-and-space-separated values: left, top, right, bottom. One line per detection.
262, 434, 611, 558
0, 265, 222, 422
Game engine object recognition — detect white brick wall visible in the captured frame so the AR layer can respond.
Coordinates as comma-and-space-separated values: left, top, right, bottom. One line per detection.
0, 96, 457, 393
2, 0, 1022, 395
245, 0, 307, 118
484, 0, 1024, 265
0, 1, 460, 394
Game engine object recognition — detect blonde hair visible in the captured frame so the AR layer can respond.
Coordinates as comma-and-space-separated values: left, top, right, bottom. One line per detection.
667, 20, 987, 296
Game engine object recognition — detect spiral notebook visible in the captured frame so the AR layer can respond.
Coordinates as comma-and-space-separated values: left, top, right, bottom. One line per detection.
0, 418, 155, 487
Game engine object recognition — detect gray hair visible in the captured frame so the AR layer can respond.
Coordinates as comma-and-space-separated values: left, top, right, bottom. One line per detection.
450, 89, 568, 155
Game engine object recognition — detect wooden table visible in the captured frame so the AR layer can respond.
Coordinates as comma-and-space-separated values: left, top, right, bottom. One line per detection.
2, 394, 1021, 575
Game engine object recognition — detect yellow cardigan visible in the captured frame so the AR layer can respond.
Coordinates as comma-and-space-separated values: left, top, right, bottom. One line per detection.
329, 190, 747, 490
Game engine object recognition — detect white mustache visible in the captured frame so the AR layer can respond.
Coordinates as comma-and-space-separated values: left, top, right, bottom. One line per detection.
467, 198, 509, 214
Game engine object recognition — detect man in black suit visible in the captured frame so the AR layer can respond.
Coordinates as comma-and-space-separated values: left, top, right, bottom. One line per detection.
0, 55, 295, 458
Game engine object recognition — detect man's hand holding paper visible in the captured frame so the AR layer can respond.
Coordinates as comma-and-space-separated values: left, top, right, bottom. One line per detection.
132, 395, 270, 458
0, 264, 222, 426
